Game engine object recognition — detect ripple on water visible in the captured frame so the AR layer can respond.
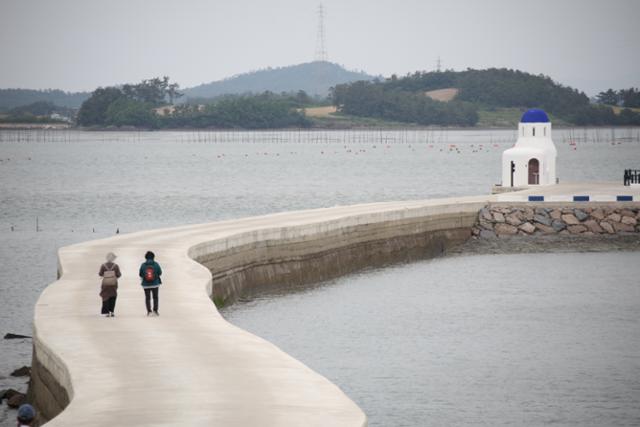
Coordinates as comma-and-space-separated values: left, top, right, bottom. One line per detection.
222, 251, 640, 427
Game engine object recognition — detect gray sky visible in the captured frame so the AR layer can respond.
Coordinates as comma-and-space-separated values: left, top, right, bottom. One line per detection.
1, 0, 638, 95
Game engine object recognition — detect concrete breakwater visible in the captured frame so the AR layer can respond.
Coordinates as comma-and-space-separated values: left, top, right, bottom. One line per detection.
29, 197, 487, 426
472, 204, 640, 238
24, 182, 640, 426
193, 209, 477, 308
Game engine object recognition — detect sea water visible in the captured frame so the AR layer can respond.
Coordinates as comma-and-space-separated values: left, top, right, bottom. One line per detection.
223, 251, 640, 426
0, 128, 639, 425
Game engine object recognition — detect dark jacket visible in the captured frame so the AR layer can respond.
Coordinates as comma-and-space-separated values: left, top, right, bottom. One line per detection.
139, 259, 162, 287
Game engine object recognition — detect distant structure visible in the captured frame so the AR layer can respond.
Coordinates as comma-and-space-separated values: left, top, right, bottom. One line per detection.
315, 4, 328, 62
502, 109, 557, 187
436, 56, 442, 72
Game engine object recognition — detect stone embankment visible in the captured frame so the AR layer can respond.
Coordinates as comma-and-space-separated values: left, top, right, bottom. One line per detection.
473, 205, 640, 238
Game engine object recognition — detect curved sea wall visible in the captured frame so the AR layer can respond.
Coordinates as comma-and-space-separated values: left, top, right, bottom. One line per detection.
30, 196, 488, 426
192, 204, 481, 307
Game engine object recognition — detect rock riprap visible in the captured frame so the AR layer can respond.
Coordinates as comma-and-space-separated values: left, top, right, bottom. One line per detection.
473, 206, 640, 238
10, 366, 31, 377
1, 389, 26, 407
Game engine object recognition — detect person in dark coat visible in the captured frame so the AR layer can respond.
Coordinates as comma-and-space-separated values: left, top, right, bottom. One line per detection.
98, 252, 121, 317
139, 251, 162, 316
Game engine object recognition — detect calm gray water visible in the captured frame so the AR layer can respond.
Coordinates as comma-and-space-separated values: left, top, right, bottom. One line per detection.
0, 128, 639, 425
222, 252, 640, 426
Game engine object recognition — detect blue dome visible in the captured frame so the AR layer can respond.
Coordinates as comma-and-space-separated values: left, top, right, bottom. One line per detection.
520, 109, 550, 123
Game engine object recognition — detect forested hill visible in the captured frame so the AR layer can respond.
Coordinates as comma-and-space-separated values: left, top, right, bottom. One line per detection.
0, 89, 90, 111
183, 61, 376, 100
384, 68, 588, 118
332, 68, 640, 126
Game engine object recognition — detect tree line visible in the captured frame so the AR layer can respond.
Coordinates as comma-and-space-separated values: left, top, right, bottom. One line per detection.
331, 80, 478, 126
332, 69, 640, 126
163, 93, 310, 129
0, 89, 89, 111
76, 77, 311, 129
0, 101, 74, 124
70, 71, 640, 129
596, 88, 640, 108
77, 77, 180, 127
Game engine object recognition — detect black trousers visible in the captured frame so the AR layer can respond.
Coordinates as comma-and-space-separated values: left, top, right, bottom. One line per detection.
144, 287, 159, 313
101, 296, 117, 314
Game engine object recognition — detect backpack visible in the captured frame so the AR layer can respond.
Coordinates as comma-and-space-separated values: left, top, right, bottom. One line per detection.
102, 263, 118, 286
144, 265, 156, 282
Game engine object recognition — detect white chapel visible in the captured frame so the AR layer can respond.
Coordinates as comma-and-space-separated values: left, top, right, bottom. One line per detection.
502, 109, 557, 187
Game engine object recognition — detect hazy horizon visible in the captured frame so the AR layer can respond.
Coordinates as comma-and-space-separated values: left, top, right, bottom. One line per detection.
1, 0, 639, 96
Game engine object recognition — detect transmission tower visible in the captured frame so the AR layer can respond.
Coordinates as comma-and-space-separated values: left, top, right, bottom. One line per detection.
315, 3, 328, 62
436, 56, 442, 72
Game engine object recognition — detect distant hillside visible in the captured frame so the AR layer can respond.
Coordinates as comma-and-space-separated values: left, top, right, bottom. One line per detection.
183, 61, 377, 100
0, 89, 89, 111
333, 68, 640, 127
382, 68, 590, 117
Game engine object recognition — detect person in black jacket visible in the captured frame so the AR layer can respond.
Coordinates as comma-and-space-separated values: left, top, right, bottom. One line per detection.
139, 251, 162, 316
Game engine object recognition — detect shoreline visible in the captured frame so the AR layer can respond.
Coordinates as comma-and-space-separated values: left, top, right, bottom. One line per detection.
0, 123, 71, 130
1, 124, 640, 132
452, 232, 640, 256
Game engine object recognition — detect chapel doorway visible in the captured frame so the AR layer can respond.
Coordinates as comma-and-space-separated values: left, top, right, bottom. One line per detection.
528, 158, 539, 185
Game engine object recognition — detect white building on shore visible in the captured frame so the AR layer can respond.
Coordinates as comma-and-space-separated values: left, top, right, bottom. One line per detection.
502, 109, 557, 187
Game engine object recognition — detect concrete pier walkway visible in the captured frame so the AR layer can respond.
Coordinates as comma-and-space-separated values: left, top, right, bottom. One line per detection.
33, 196, 491, 426
31, 182, 639, 426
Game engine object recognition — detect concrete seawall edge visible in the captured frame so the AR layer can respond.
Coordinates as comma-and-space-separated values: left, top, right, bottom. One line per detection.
30, 197, 488, 426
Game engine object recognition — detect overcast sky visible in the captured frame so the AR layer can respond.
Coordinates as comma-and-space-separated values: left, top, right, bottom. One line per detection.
1, 0, 638, 95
